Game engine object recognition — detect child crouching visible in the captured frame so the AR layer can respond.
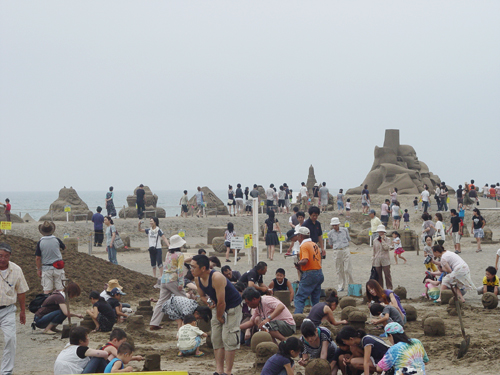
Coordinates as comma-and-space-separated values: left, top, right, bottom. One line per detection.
104, 342, 134, 373
177, 314, 208, 357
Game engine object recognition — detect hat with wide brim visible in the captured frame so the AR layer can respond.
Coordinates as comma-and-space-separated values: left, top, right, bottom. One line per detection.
39, 221, 56, 236
294, 226, 310, 236
107, 279, 124, 292
330, 217, 341, 226
376, 224, 387, 233
169, 234, 186, 249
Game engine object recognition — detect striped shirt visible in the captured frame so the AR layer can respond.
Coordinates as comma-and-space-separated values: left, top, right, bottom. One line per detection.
0, 261, 29, 306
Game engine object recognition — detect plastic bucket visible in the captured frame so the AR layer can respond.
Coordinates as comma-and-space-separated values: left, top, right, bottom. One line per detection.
348, 284, 362, 297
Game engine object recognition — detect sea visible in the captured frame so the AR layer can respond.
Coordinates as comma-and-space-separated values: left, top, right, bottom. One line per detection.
0, 190, 230, 221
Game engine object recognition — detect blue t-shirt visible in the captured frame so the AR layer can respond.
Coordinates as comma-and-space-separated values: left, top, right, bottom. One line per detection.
92, 213, 105, 230
261, 354, 293, 375
104, 358, 123, 373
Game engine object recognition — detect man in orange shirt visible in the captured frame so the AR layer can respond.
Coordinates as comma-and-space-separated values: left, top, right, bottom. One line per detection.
294, 227, 325, 313
489, 185, 496, 200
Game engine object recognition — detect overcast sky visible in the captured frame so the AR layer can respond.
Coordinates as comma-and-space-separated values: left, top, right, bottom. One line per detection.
1, 1, 499, 193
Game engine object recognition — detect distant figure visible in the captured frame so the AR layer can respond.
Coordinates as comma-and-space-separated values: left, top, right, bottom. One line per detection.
361, 184, 371, 215
138, 217, 170, 277
319, 182, 329, 213
179, 190, 189, 218
105, 187, 116, 217
1, 198, 11, 222
104, 216, 118, 265
299, 182, 308, 211
136, 184, 146, 219
227, 185, 236, 217
312, 183, 320, 207
235, 183, 244, 216
92, 207, 105, 247
266, 184, 276, 212
195, 187, 204, 218
36, 221, 66, 294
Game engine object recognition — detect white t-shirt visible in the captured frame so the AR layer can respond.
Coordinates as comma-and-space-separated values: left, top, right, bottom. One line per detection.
292, 225, 302, 255
381, 203, 389, 216
391, 205, 400, 217
300, 186, 308, 197
145, 228, 164, 249
483, 186, 489, 195
54, 344, 90, 375
421, 190, 430, 202
177, 324, 205, 350
496, 248, 500, 257
441, 251, 466, 270
435, 221, 445, 238
266, 188, 275, 200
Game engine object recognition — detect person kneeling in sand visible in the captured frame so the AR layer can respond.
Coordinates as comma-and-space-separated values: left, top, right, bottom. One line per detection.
177, 314, 208, 357
104, 342, 134, 373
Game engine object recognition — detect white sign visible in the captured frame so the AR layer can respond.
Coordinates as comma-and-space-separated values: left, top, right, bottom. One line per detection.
231, 237, 245, 250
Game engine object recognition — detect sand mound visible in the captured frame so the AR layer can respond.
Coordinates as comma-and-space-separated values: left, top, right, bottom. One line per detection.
40, 186, 92, 222
0, 234, 158, 303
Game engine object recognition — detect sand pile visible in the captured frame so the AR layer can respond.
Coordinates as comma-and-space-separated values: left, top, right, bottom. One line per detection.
40, 186, 92, 222
0, 234, 158, 303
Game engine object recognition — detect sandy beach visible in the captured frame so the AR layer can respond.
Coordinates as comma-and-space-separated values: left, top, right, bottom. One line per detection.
1, 195, 499, 374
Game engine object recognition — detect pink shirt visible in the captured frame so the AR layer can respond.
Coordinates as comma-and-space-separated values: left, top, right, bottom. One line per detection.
251, 295, 295, 326
381, 203, 389, 216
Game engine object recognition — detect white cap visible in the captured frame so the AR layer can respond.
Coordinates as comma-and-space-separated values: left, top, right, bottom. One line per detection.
294, 226, 310, 236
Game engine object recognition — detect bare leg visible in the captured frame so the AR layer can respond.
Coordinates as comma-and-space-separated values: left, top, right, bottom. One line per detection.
269, 245, 275, 260
226, 247, 230, 261
176, 319, 183, 330
214, 348, 225, 374
225, 350, 236, 374
152, 267, 157, 278
43, 323, 58, 333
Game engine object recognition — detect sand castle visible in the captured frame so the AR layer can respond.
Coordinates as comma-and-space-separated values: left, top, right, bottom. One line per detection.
187, 186, 229, 216
119, 186, 166, 218
39, 187, 92, 221
347, 129, 445, 195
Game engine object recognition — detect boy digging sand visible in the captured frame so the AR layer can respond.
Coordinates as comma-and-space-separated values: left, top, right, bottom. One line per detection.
177, 314, 207, 357
104, 342, 134, 373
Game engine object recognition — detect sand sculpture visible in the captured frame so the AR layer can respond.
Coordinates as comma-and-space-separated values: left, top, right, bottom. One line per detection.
341, 306, 357, 321
251, 331, 273, 352
424, 317, 445, 336
187, 187, 229, 216
119, 186, 166, 219
348, 311, 367, 329
394, 286, 407, 300
293, 314, 307, 330
305, 359, 331, 375
0, 213, 23, 223
306, 165, 318, 193
481, 292, 498, 309
404, 305, 417, 321
348, 129, 445, 195
339, 296, 357, 309
40, 187, 92, 221
254, 342, 279, 368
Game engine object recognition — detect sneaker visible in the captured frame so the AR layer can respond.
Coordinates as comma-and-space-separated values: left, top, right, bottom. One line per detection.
226, 259, 231, 262
237, 257, 241, 262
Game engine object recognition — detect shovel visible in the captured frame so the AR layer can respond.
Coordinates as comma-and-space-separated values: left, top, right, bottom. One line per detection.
61, 279, 72, 339
451, 287, 470, 358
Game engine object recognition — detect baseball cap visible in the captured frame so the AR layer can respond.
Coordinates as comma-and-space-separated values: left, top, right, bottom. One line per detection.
0, 243, 12, 253
110, 287, 126, 296
294, 227, 310, 236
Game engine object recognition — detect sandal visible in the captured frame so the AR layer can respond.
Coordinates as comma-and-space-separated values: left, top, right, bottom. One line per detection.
177, 352, 183, 357
476, 249, 482, 253
195, 352, 205, 357
42, 330, 56, 335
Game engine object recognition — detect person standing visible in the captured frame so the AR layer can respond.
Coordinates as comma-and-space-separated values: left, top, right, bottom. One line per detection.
372, 225, 393, 290
0, 243, 29, 375
195, 187, 204, 218
138, 218, 170, 277
456, 184, 464, 208
361, 185, 370, 215
191, 255, 242, 375
136, 184, 146, 219
369, 209, 382, 242
227, 185, 236, 217
294, 227, 325, 314
0, 199, 11, 222
35, 221, 66, 294
299, 182, 309, 211
319, 182, 329, 213
447, 209, 463, 254
235, 184, 244, 216
302, 206, 325, 254
440, 182, 449, 212
104, 216, 118, 265
105, 187, 116, 217
150, 235, 186, 330
421, 186, 430, 213
284, 183, 291, 213
389, 188, 398, 209
92, 207, 105, 247
312, 183, 320, 207
380, 200, 390, 228
278, 186, 286, 214
179, 190, 189, 218
336, 189, 345, 215
327, 218, 354, 292
471, 208, 486, 253
266, 184, 276, 213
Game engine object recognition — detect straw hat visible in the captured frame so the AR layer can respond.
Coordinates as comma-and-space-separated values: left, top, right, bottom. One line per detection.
376, 225, 387, 233
39, 221, 56, 236
330, 217, 340, 226
107, 279, 123, 292
169, 235, 186, 249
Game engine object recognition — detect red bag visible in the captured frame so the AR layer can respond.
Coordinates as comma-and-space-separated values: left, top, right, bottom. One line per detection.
53, 260, 65, 269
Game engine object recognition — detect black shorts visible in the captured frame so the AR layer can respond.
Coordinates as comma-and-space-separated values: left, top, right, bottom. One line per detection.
182, 204, 188, 213
245, 206, 252, 212
278, 199, 285, 207
267, 200, 274, 207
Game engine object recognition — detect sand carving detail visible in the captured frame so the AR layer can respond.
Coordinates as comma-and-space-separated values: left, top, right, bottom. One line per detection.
40, 186, 92, 222
119, 186, 166, 219
187, 187, 229, 216
347, 129, 446, 195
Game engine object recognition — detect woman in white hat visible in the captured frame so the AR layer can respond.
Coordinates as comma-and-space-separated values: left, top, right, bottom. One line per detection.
150, 234, 187, 330
372, 225, 393, 290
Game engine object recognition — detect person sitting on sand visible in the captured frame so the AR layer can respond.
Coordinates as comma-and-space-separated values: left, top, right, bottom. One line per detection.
376, 323, 429, 374
104, 342, 134, 373
54, 327, 108, 375
261, 337, 303, 375
82, 328, 144, 373
34, 282, 84, 334
432, 244, 476, 303
100, 280, 131, 310
177, 314, 208, 358
298, 319, 337, 369
240, 261, 272, 295
369, 303, 405, 337
221, 265, 242, 283
477, 266, 499, 296
306, 291, 347, 327
86, 291, 116, 333
107, 288, 128, 322
365, 279, 406, 323
268, 268, 294, 303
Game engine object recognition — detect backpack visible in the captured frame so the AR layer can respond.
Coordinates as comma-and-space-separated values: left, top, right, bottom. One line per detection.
28, 293, 49, 313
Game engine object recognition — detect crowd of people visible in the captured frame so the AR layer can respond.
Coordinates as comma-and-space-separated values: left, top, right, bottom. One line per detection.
2, 178, 500, 374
